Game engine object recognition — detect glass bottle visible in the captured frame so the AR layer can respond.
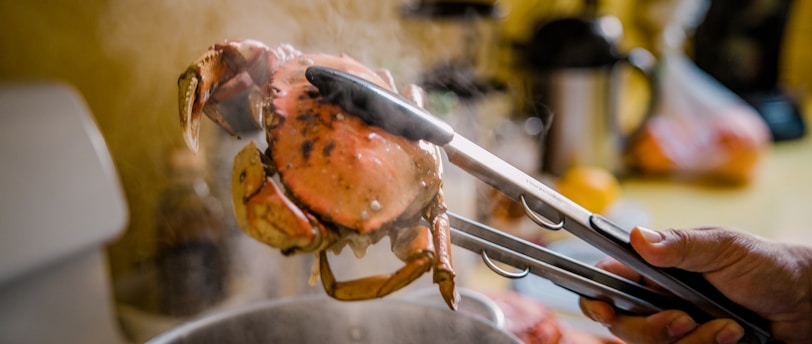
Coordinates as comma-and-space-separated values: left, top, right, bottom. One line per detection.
154, 149, 228, 317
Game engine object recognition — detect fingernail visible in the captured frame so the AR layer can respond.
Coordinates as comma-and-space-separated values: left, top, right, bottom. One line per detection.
667, 315, 697, 337
637, 227, 664, 244
715, 323, 745, 344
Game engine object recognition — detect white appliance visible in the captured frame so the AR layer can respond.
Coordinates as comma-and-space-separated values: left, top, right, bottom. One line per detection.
0, 82, 129, 343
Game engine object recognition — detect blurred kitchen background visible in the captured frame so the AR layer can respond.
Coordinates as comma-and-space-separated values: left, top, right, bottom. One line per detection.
1, 0, 811, 343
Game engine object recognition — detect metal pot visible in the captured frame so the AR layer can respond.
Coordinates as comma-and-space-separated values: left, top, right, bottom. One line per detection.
147, 295, 520, 344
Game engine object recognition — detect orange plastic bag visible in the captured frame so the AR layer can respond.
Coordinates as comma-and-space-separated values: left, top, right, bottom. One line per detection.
627, 54, 771, 185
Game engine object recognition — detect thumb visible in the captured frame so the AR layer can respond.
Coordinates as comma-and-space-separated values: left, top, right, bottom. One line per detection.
629, 227, 749, 273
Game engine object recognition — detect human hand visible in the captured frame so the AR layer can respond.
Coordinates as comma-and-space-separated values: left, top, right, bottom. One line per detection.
579, 226, 812, 343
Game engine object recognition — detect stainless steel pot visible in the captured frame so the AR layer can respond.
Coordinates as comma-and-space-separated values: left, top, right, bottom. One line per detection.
147, 295, 520, 344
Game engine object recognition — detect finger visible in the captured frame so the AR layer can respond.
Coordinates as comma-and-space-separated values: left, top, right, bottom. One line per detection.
674, 319, 744, 344
608, 310, 697, 344
629, 226, 751, 272
580, 297, 703, 344
579, 297, 617, 326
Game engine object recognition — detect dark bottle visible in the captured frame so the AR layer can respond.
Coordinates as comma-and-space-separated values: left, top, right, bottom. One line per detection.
155, 149, 228, 317
693, 0, 806, 141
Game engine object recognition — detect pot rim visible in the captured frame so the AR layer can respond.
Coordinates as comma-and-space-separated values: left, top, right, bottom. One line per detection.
146, 295, 520, 344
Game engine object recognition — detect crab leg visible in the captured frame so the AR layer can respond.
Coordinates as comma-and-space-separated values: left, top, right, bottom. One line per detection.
319, 225, 435, 302
425, 189, 460, 310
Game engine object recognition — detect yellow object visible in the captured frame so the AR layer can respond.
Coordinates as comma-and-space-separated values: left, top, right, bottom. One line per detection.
555, 166, 621, 213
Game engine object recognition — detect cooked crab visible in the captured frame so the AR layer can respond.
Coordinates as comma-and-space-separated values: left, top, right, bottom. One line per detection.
177, 40, 459, 309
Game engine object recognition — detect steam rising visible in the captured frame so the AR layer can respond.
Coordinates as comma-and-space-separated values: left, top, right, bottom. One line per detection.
98, 0, 425, 97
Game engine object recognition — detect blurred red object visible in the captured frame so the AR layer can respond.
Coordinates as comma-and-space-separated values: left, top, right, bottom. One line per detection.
485, 291, 623, 344
485, 291, 562, 344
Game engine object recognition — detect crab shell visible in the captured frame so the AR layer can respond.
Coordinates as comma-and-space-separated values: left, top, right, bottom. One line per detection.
265, 53, 442, 240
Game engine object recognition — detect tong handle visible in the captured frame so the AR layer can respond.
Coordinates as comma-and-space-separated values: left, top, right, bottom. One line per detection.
588, 215, 773, 344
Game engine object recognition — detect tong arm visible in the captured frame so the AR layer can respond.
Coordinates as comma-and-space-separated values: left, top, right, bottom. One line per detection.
446, 212, 704, 317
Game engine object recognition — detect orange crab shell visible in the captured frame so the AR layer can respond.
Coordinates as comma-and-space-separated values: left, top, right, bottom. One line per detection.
266, 53, 443, 235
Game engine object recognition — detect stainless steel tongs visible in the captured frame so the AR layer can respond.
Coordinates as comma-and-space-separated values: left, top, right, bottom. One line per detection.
304, 66, 774, 344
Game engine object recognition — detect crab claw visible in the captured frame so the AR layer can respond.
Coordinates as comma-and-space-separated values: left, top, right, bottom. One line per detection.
177, 39, 274, 153
178, 69, 206, 153
232, 141, 334, 254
